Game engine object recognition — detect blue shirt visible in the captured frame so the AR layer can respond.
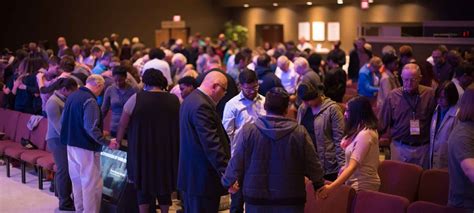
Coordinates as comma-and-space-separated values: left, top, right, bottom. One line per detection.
91, 63, 107, 75
357, 64, 379, 98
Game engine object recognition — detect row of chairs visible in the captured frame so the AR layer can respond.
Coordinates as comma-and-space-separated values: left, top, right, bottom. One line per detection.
0, 106, 111, 190
0, 108, 54, 189
304, 160, 468, 213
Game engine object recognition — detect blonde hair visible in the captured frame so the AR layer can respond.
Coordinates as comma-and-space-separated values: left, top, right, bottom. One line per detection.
369, 56, 383, 67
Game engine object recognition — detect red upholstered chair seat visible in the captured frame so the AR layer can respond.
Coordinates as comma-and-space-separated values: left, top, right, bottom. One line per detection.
3, 113, 32, 158
37, 155, 55, 170
20, 150, 51, 164
4, 146, 28, 159
353, 190, 409, 213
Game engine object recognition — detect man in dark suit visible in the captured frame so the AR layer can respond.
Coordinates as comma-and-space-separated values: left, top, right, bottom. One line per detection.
178, 71, 231, 213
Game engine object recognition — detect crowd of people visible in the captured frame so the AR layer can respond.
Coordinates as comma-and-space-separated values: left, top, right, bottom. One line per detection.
0, 33, 473, 213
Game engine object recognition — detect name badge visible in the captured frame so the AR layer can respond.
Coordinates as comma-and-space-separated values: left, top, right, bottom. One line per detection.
410, 119, 420, 135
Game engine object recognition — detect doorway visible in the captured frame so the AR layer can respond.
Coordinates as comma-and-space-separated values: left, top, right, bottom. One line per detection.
256, 24, 284, 47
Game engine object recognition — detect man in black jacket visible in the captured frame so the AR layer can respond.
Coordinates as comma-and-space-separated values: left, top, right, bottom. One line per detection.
222, 87, 325, 212
178, 71, 231, 213
348, 37, 372, 82
254, 53, 282, 96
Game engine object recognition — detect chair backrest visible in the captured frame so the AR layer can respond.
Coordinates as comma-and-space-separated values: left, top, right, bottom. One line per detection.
30, 118, 48, 150
2, 109, 20, 140
352, 190, 409, 213
417, 169, 449, 205
378, 160, 423, 202
407, 201, 470, 213
305, 180, 356, 213
14, 113, 32, 143
0, 108, 7, 132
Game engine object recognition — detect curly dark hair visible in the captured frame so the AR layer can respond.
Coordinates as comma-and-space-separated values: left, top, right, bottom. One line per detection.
142, 68, 168, 89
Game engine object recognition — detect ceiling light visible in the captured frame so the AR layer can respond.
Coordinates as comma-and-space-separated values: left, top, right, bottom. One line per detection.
306, 2, 313, 5
337, 0, 343, 4
368, 0, 374, 3
243, 4, 249, 7
273, 2, 278, 6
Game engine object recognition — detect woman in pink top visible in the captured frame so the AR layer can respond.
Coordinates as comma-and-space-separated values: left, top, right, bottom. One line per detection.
318, 96, 381, 198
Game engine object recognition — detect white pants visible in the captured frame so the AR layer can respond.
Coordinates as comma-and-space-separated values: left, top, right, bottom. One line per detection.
391, 141, 430, 169
67, 146, 102, 213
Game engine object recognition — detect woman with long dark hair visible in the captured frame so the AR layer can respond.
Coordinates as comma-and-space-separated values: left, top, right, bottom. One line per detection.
318, 96, 380, 198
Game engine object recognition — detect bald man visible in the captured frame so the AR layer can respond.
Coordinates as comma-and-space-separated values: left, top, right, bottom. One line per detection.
378, 64, 436, 168
178, 71, 231, 213
275, 55, 299, 94
295, 57, 321, 90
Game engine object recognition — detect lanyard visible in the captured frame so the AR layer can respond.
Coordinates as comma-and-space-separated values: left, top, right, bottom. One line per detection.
403, 91, 419, 119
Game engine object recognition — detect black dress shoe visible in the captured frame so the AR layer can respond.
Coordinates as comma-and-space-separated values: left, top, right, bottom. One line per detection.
59, 206, 75, 211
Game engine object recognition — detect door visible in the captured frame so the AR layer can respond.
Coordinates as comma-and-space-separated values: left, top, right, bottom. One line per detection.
155, 29, 169, 48
256, 24, 284, 47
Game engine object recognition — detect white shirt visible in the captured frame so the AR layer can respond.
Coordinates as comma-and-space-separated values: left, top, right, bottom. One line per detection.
297, 42, 313, 52
452, 78, 464, 99
170, 84, 183, 103
142, 58, 172, 86
222, 92, 266, 155
275, 63, 299, 94
247, 62, 255, 71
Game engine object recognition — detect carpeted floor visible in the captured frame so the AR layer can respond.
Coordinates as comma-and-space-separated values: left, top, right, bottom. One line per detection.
0, 163, 230, 213
0, 164, 57, 213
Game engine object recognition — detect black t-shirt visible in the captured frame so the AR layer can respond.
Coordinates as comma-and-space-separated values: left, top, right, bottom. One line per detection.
301, 108, 317, 151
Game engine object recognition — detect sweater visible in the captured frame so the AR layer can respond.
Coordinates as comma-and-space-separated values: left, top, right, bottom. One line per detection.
60, 87, 109, 151
45, 91, 66, 140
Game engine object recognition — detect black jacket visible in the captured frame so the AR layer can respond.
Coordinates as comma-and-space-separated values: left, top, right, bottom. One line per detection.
348, 48, 372, 81
178, 89, 231, 196
255, 66, 283, 96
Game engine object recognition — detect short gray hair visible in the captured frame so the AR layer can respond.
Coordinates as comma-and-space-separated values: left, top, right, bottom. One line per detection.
86, 74, 105, 86
172, 53, 187, 64
402, 63, 421, 76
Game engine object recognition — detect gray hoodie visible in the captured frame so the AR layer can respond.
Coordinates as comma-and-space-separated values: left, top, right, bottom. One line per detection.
297, 97, 346, 175
222, 115, 325, 206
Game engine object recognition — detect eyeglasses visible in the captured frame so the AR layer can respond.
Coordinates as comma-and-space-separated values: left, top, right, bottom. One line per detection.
241, 85, 259, 92
215, 83, 227, 93
402, 78, 419, 83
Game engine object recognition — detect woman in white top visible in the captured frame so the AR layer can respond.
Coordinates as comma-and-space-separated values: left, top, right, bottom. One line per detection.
318, 96, 381, 198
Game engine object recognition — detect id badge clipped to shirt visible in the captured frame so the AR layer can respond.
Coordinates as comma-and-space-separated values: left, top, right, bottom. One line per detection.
410, 119, 420, 135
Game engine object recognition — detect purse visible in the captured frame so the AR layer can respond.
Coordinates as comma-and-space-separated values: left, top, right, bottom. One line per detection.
20, 138, 37, 150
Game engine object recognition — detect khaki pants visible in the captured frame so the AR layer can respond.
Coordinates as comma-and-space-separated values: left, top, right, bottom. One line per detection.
67, 146, 102, 213
391, 141, 430, 169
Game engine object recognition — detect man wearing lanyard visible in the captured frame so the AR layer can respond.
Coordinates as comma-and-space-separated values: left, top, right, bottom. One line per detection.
378, 63, 436, 169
